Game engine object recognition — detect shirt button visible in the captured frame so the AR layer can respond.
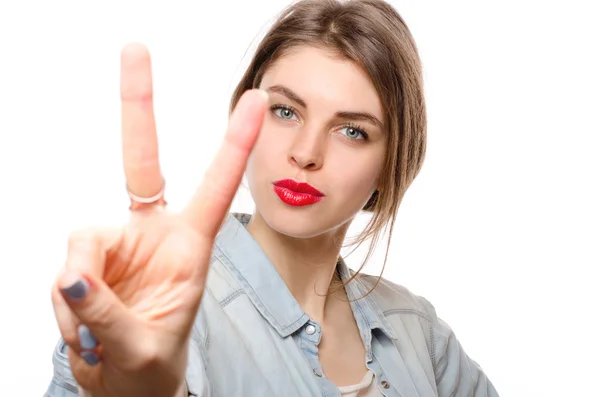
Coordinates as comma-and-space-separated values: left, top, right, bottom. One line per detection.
381, 380, 390, 389
305, 324, 316, 335
313, 368, 322, 377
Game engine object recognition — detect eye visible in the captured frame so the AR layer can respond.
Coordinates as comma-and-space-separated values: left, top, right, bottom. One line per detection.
271, 105, 299, 121
339, 124, 368, 140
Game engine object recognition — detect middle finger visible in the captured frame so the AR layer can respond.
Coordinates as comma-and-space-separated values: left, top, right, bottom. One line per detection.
120, 43, 163, 200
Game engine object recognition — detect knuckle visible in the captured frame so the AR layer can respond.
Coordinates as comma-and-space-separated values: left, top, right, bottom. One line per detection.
56, 315, 78, 347
61, 328, 79, 348
67, 228, 100, 250
126, 335, 161, 371
204, 167, 234, 199
65, 228, 109, 274
69, 358, 97, 390
83, 297, 113, 329
50, 281, 61, 304
50, 286, 79, 347
139, 339, 161, 366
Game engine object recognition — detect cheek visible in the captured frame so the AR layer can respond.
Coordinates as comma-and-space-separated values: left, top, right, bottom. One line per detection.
328, 149, 383, 200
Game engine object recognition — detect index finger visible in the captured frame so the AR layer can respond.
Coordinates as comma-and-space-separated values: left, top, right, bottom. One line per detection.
182, 89, 268, 237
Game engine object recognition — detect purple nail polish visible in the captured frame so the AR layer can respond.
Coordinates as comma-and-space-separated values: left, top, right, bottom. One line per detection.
81, 351, 100, 366
60, 279, 89, 301
78, 325, 98, 350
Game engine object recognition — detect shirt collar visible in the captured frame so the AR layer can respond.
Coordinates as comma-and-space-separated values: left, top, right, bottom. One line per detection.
215, 213, 309, 338
337, 261, 398, 340
214, 213, 397, 340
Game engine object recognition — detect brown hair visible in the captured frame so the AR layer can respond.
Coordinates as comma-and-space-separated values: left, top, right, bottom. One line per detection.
231, 0, 427, 290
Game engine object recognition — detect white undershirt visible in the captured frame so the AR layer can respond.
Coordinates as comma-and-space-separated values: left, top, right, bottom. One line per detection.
338, 370, 382, 396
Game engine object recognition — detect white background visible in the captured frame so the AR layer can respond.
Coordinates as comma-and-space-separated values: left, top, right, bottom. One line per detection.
0, 1, 598, 396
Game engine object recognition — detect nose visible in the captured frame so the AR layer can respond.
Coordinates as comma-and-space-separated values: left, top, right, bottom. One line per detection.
288, 126, 325, 171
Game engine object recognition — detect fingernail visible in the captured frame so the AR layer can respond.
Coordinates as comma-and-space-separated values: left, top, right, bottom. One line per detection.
230, 89, 268, 130
257, 89, 269, 101
81, 351, 100, 366
60, 278, 89, 301
78, 325, 98, 350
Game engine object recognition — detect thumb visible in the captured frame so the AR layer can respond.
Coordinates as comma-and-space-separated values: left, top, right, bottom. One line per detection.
59, 269, 142, 365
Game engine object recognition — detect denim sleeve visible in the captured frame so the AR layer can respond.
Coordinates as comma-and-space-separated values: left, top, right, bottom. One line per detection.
44, 338, 80, 397
414, 296, 499, 396
422, 306, 500, 396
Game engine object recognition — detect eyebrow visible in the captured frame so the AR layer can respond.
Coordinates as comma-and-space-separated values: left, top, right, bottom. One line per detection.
266, 84, 384, 128
267, 85, 307, 108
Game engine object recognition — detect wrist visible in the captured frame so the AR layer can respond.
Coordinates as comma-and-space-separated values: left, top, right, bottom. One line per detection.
77, 386, 92, 397
78, 382, 187, 397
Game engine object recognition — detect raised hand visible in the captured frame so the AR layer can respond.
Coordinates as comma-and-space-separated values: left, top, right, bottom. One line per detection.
50, 43, 268, 397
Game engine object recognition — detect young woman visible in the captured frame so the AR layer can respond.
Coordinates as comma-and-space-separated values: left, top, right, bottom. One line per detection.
46, 1, 499, 396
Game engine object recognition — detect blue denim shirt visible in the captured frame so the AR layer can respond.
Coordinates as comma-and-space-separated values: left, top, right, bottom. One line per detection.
46, 213, 499, 396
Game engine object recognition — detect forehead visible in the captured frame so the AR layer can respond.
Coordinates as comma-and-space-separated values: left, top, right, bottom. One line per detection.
260, 45, 383, 121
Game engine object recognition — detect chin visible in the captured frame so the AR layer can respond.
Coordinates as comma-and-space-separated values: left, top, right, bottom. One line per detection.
264, 212, 327, 239
257, 199, 351, 239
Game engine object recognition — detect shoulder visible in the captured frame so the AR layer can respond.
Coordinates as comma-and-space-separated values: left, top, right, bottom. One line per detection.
355, 273, 458, 360
356, 272, 440, 325
360, 273, 499, 395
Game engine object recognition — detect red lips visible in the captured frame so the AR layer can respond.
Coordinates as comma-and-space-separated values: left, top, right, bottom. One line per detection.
272, 179, 325, 206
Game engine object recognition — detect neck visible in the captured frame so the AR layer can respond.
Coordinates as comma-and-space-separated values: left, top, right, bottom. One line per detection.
245, 211, 350, 323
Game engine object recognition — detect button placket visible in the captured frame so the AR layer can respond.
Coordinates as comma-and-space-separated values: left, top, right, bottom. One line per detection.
300, 321, 325, 380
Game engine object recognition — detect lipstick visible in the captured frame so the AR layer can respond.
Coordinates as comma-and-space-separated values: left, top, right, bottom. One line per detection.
272, 179, 325, 207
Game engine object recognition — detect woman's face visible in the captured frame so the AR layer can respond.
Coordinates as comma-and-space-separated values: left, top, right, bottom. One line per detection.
246, 45, 387, 238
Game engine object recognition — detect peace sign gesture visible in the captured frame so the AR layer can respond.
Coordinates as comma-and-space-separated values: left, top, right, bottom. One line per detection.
50, 43, 268, 397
